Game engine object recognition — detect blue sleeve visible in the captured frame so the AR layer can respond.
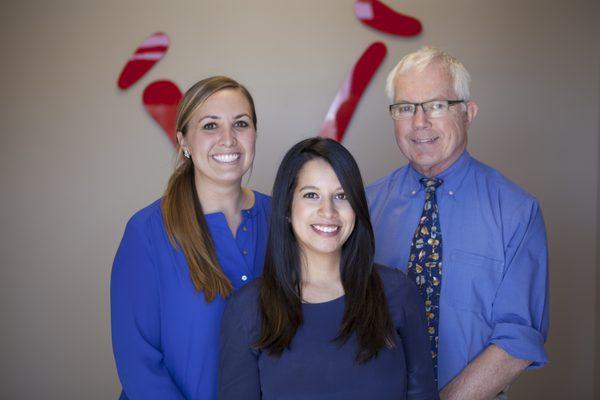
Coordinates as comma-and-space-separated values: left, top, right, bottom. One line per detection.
110, 218, 186, 400
218, 289, 261, 400
396, 272, 440, 400
488, 200, 549, 367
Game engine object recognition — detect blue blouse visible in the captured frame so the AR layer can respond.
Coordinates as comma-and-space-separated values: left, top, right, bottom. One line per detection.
111, 192, 271, 400
219, 265, 438, 400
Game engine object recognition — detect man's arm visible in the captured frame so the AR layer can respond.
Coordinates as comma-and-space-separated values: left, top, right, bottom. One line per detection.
441, 197, 549, 400
439, 345, 530, 400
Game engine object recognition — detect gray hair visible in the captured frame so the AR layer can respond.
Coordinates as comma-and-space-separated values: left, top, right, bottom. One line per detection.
385, 46, 472, 102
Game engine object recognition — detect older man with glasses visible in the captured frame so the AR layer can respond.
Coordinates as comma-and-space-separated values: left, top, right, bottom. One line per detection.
367, 46, 549, 399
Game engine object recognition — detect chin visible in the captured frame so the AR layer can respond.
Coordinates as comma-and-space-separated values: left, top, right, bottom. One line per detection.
211, 172, 246, 184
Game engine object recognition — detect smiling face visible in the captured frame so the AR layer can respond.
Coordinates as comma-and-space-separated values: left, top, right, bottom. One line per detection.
290, 158, 356, 264
392, 62, 478, 177
177, 88, 256, 186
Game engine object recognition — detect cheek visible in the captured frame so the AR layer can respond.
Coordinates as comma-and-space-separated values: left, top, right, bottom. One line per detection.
290, 200, 307, 229
191, 135, 215, 153
394, 122, 410, 139
340, 207, 356, 231
242, 130, 257, 146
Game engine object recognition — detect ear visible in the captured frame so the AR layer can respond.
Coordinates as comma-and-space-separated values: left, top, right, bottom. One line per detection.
176, 131, 187, 150
465, 101, 479, 128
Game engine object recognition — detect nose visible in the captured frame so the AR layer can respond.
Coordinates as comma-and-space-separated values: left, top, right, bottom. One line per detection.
411, 105, 431, 130
318, 197, 338, 219
220, 125, 237, 146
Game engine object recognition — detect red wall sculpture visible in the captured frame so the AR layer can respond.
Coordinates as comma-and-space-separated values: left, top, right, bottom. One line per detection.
117, 2, 422, 145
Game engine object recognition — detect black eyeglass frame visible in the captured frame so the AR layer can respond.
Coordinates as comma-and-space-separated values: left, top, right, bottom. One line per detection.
389, 99, 465, 119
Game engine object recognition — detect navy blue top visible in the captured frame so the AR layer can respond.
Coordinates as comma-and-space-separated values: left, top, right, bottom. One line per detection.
219, 265, 438, 400
366, 151, 549, 388
111, 192, 271, 400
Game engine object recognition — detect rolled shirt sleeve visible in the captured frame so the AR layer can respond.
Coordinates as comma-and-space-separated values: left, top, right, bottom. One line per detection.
488, 200, 549, 367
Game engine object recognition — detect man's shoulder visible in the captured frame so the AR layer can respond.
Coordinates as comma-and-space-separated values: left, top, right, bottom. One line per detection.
366, 165, 410, 198
469, 157, 539, 206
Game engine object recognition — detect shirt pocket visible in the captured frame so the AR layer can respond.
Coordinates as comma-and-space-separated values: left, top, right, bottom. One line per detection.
443, 249, 503, 314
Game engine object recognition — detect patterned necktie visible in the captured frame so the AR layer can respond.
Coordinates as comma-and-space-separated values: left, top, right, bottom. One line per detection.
407, 177, 443, 381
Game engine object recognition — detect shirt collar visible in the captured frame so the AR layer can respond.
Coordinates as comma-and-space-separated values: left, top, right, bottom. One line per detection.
404, 151, 472, 199
205, 190, 262, 223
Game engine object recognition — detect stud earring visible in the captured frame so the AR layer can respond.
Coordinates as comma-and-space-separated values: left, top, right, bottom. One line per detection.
183, 149, 191, 159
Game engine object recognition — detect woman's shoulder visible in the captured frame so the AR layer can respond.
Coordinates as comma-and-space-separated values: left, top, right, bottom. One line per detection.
248, 190, 272, 223
227, 279, 261, 316
126, 198, 163, 229
374, 264, 411, 292
251, 190, 271, 210
119, 199, 167, 247
252, 190, 271, 204
374, 264, 420, 313
231, 278, 261, 303
224, 279, 262, 331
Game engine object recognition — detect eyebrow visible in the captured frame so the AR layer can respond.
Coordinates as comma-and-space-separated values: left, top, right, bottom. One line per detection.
298, 185, 343, 191
199, 113, 251, 121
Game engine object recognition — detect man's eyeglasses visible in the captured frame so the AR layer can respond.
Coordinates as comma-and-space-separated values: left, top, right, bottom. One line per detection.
389, 100, 464, 120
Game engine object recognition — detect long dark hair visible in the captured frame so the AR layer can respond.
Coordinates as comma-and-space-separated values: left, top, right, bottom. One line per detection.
256, 138, 395, 363
162, 76, 257, 302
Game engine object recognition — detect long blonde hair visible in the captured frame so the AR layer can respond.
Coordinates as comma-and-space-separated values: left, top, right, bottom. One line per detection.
161, 76, 257, 302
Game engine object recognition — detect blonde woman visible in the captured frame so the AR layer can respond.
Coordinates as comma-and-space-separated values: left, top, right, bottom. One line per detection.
111, 76, 270, 400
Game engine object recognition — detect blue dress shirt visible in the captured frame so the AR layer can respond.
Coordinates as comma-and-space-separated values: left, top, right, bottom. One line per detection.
111, 192, 271, 400
366, 152, 549, 389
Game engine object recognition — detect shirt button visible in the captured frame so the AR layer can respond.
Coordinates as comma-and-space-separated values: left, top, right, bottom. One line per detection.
241, 275, 248, 281
449, 191, 454, 196
242, 226, 247, 232
242, 249, 248, 255
411, 190, 417, 195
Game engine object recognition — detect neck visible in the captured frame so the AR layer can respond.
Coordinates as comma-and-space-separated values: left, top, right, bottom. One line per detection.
300, 251, 344, 303
194, 173, 252, 235
413, 149, 465, 178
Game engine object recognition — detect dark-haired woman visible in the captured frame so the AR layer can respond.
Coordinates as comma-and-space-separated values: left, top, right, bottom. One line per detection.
219, 138, 437, 399
111, 77, 270, 400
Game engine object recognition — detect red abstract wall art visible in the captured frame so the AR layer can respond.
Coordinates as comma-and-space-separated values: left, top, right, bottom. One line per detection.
319, 42, 387, 142
142, 80, 182, 146
319, 1, 422, 142
117, 32, 170, 90
118, 3, 423, 146
354, 0, 422, 37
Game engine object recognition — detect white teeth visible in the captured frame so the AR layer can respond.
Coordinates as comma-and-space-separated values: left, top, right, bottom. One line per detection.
312, 225, 339, 233
212, 153, 240, 163
413, 137, 437, 144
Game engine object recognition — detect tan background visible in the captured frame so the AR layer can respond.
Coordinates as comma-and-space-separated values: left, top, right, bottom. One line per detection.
1, 0, 598, 398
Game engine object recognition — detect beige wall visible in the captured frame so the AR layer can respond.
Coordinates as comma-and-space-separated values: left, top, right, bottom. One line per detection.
1, 0, 598, 398
596, 64, 600, 400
